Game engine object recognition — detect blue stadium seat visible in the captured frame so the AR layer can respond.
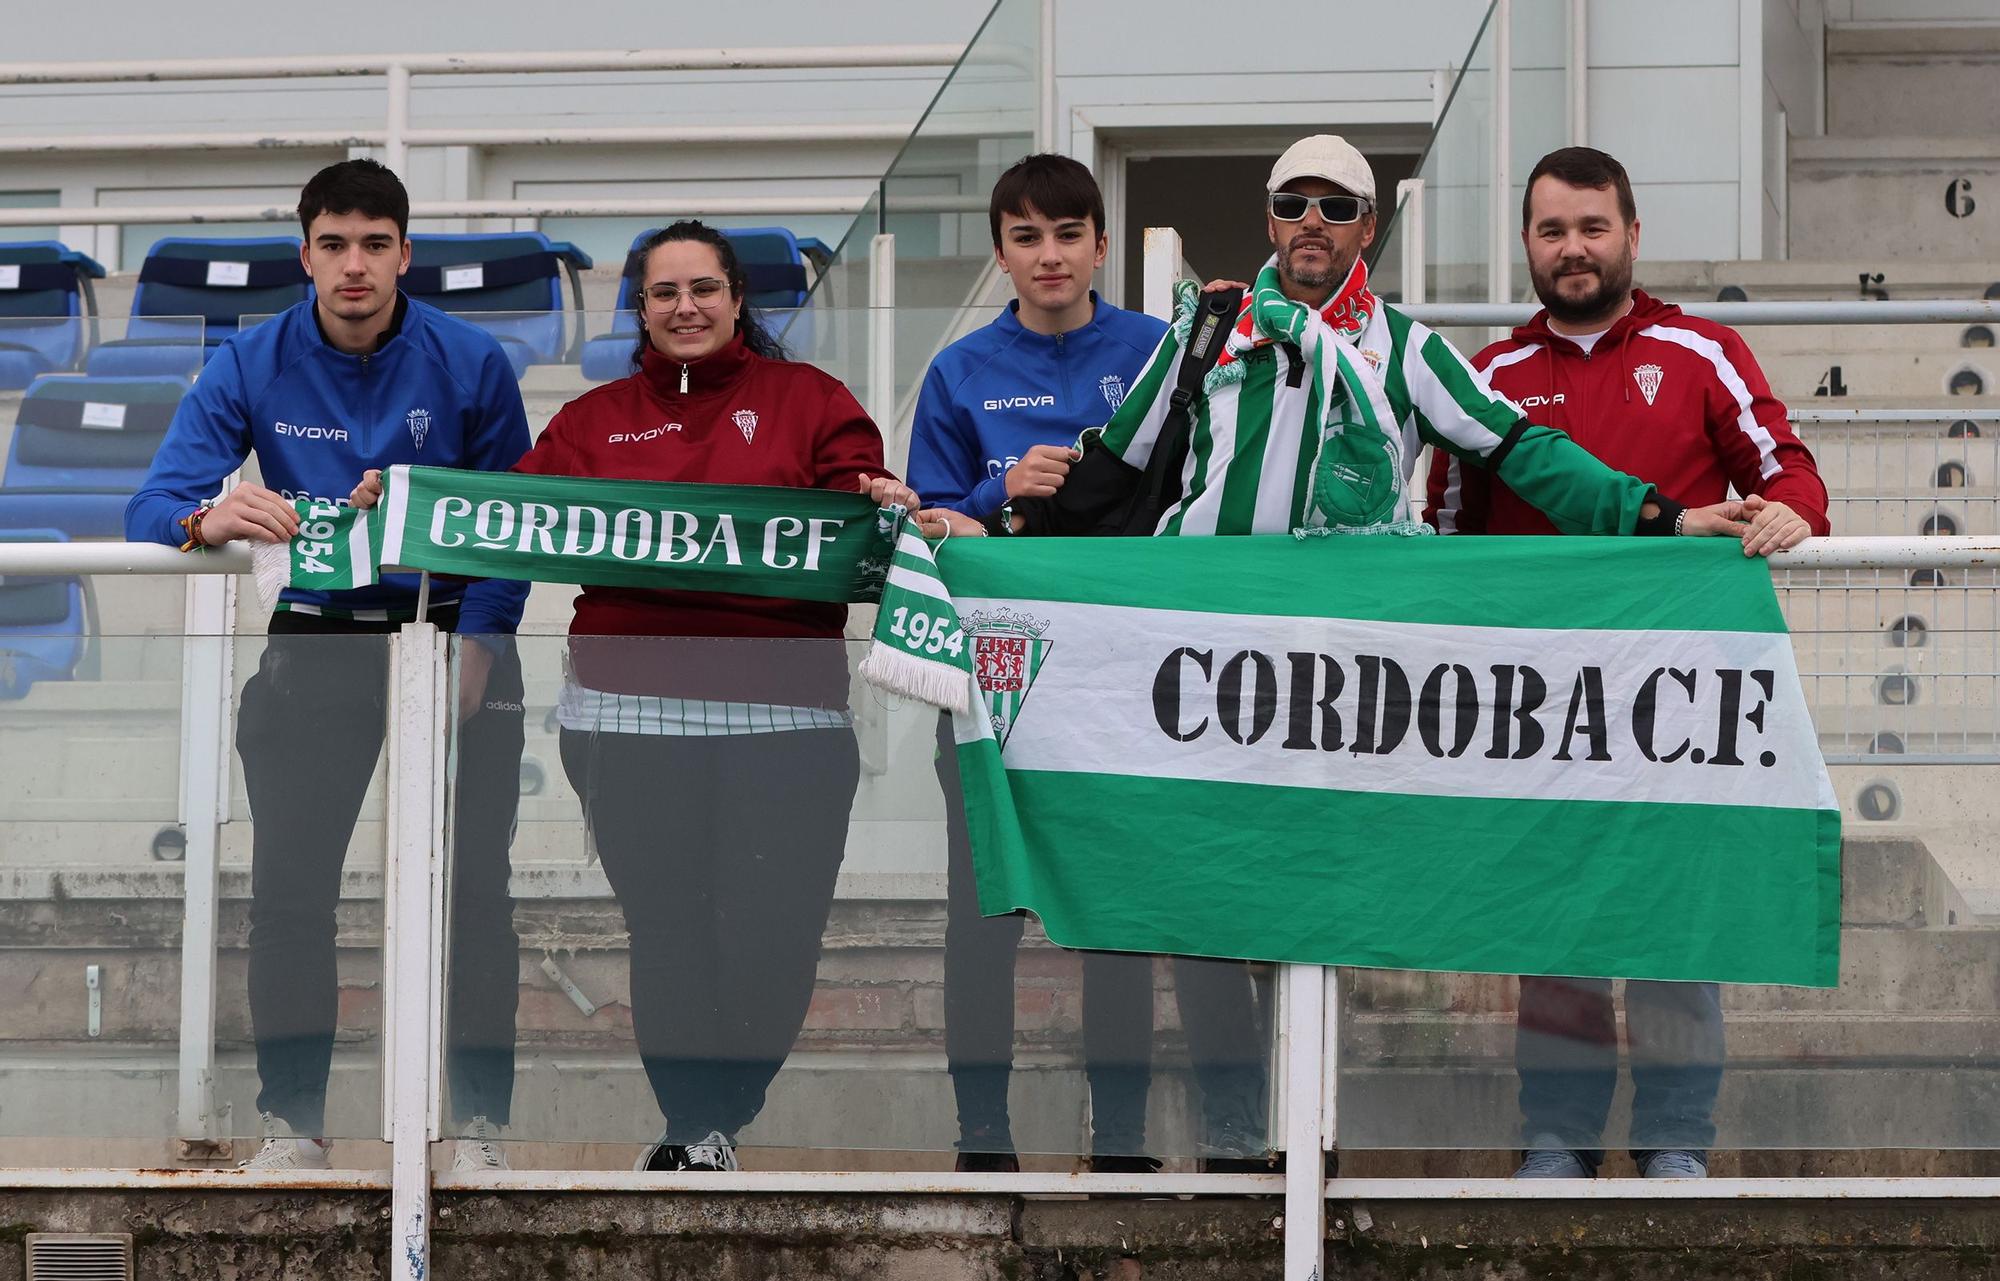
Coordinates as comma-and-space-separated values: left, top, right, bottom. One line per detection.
0, 529, 86, 699
404, 232, 592, 377
0, 374, 189, 539
0, 242, 106, 390
579, 227, 826, 382
88, 236, 306, 376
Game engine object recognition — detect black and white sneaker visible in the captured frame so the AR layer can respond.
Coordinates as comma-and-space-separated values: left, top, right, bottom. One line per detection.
635, 1128, 739, 1173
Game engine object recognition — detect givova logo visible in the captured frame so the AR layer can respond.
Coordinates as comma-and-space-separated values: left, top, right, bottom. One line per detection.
983, 394, 1055, 411
275, 420, 349, 442
609, 423, 684, 443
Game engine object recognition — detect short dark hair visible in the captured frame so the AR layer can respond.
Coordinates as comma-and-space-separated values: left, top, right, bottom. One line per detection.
298, 159, 410, 239
1522, 146, 1636, 229
988, 154, 1106, 247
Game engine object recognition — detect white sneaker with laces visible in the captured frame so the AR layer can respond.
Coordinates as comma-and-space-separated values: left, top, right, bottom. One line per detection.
682, 1129, 739, 1172
239, 1112, 331, 1171
450, 1115, 510, 1172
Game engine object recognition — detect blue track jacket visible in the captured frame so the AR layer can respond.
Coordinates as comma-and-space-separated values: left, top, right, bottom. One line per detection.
126, 295, 531, 634
908, 292, 1167, 517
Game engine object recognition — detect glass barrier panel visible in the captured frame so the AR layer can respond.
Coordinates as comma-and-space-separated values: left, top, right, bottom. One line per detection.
1340, 541, 2000, 1167
444, 633, 1280, 1170
868, 0, 1037, 317
0, 630, 387, 1166
0, 317, 210, 659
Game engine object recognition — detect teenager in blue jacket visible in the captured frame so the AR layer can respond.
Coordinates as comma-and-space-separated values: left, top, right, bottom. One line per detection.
910, 155, 1269, 1175
126, 160, 528, 1173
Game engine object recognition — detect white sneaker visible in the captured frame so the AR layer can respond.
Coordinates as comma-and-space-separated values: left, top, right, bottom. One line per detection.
239, 1112, 331, 1170
635, 1128, 739, 1172
449, 1114, 510, 1172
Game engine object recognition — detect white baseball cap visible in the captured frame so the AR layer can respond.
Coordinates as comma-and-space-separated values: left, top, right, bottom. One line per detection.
1267, 135, 1376, 203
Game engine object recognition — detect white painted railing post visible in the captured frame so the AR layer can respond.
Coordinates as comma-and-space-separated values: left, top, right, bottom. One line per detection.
868, 231, 896, 428
173, 573, 236, 1149
1567, 0, 1589, 147
385, 63, 411, 177
1281, 963, 1328, 1280
1490, 0, 1512, 306
1142, 226, 1184, 322
385, 623, 447, 1281
1038, 0, 1058, 152
1396, 179, 1427, 306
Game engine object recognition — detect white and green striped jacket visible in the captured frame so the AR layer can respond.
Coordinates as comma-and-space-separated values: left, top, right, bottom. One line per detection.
1092, 259, 1655, 539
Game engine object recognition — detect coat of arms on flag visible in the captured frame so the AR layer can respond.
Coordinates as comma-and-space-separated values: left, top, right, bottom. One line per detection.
732, 409, 759, 443
1633, 363, 1664, 406
965, 607, 1052, 747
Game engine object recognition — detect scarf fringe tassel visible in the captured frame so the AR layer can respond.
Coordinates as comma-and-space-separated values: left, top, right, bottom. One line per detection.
858, 643, 972, 713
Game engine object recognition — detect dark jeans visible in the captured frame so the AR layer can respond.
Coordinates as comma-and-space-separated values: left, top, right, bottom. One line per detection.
1516, 975, 1725, 1169
559, 724, 858, 1143
937, 716, 1269, 1155
237, 611, 524, 1134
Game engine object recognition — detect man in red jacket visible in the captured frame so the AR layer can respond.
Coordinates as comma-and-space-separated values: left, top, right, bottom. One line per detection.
1427, 147, 1830, 1180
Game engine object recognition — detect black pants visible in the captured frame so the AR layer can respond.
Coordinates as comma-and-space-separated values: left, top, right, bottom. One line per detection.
938, 716, 1270, 1155
237, 610, 525, 1134
559, 725, 858, 1143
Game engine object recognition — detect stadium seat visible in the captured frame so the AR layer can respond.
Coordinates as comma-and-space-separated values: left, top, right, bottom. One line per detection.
0, 242, 106, 390
404, 232, 593, 377
0, 374, 188, 538
579, 227, 826, 382
0, 528, 87, 699
88, 236, 307, 376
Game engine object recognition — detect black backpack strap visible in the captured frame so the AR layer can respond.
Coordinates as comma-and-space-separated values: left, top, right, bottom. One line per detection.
1005, 287, 1244, 539
1126, 286, 1241, 530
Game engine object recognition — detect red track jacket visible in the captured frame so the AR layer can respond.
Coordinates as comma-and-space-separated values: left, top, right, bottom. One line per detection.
1426, 289, 1829, 537
516, 334, 889, 704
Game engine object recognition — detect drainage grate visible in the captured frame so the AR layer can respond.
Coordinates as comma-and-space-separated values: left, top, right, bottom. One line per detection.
24, 1233, 132, 1281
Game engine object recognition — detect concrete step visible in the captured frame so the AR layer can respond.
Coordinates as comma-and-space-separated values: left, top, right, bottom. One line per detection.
1337, 1061, 2000, 1148
1826, 23, 2000, 139
1790, 137, 2000, 259
1744, 322, 1997, 354
1642, 259, 2000, 302
1759, 349, 1997, 400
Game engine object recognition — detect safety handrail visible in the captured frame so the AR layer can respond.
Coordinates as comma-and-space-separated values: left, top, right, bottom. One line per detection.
0, 536, 1993, 577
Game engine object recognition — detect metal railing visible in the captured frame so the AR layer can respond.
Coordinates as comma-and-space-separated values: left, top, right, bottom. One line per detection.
0, 535, 1993, 1281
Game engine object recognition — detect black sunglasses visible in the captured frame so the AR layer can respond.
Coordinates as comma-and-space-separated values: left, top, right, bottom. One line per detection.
1268, 192, 1372, 224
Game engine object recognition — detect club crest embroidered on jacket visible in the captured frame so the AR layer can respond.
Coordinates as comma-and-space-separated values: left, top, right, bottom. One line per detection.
1633, 364, 1664, 406
732, 409, 758, 443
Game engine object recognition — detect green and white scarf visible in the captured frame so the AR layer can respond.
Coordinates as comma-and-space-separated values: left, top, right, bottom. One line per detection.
1089, 261, 1426, 538
252, 464, 976, 713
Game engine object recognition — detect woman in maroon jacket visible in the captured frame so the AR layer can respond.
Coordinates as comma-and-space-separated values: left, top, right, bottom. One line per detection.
523, 221, 916, 1172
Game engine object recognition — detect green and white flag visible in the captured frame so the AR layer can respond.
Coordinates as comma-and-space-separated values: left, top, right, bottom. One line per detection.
939, 534, 1842, 987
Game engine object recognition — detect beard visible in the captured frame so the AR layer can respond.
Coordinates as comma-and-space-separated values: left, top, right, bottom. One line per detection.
1277, 235, 1352, 295
1532, 251, 1634, 326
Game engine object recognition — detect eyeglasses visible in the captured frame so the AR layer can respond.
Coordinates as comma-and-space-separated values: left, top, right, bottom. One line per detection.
644, 278, 730, 307
1268, 192, 1372, 224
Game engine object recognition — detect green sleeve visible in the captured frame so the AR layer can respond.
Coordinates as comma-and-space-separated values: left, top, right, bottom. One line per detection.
1486, 421, 1655, 535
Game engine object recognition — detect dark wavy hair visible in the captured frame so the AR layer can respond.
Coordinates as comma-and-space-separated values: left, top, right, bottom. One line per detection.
629, 220, 788, 369
298, 158, 409, 238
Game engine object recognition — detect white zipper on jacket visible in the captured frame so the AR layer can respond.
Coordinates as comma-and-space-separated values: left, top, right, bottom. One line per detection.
680, 363, 690, 394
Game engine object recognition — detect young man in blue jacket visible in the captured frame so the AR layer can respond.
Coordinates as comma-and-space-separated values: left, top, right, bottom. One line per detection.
912, 155, 1267, 1175
126, 160, 529, 1172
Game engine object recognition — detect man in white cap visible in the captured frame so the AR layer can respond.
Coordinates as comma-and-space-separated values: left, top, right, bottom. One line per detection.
926, 132, 1744, 545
